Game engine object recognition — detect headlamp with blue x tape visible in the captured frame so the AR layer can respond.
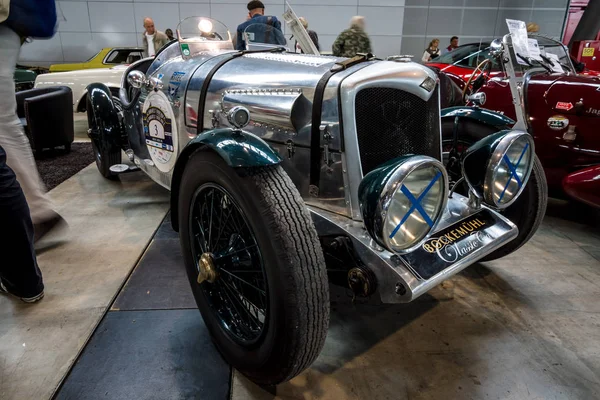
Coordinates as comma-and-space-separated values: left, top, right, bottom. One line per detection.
462, 130, 535, 209
359, 155, 449, 254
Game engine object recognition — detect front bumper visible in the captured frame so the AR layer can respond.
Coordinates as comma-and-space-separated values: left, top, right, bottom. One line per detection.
309, 193, 517, 303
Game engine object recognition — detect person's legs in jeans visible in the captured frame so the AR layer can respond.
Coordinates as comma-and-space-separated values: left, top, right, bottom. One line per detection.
0, 24, 61, 227
0, 145, 44, 301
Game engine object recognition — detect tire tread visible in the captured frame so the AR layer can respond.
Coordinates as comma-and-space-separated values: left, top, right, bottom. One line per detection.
246, 165, 329, 383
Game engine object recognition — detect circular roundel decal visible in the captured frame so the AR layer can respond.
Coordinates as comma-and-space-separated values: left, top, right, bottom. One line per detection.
547, 115, 569, 131
142, 91, 178, 173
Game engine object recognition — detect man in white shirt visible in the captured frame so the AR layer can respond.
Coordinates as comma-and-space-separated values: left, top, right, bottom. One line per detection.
142, 17, 169, 57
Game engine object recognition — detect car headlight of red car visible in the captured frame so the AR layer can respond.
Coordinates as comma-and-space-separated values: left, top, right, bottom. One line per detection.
462, 130, 535, 209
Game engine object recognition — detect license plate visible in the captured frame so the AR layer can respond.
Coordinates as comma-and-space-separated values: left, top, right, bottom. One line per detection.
400, 209, 511, 280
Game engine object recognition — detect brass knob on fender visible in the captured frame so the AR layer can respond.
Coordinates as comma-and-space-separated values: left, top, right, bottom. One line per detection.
197, 253, 218, 284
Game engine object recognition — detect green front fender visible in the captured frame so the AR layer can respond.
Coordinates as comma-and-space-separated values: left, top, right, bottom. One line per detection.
186, 128, 283, 167
441, 106, 515, 128
170, 128, 282, 231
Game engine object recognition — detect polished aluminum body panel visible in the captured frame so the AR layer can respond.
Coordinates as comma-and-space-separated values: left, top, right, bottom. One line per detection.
196, 52, 367, 216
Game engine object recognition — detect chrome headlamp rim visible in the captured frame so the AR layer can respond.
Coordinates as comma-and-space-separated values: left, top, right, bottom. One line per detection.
483, 131, 535, 209
377, 156, 449, 255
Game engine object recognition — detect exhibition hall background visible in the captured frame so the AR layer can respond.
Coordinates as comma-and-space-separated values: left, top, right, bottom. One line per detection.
19, 0, 570, 65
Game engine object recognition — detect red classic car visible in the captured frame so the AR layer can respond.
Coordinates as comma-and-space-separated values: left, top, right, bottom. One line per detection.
436, 35, 600, 208
428, 40, 600, 83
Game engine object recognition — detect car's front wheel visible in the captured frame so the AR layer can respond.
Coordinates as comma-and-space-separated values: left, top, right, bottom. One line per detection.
178, 149, 330, 385
86, 96, 122, 180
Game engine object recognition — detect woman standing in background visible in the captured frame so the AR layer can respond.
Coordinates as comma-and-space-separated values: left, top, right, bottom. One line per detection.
422, 39, 440, 62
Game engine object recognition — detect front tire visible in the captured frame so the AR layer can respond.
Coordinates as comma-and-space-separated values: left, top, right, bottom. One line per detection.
178, 149, 329, 385
86, 96, 121, 180
442, 118, 548, 261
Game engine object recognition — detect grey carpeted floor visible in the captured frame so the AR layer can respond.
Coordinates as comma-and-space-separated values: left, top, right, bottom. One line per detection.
36, 142, 95, 190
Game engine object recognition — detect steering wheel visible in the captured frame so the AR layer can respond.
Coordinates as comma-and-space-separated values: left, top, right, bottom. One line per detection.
462, 58, 492, 102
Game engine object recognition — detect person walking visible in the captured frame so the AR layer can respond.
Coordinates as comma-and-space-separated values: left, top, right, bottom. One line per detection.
0, 0, 56, 303
295, 17, 320, 53
165, 28, 175, 41
332, 16, 372, 58
421, 39, 440, 62
235, 0, 283, 51
0, 145, 44, 302
142, 17, 169, 57
0, 0, 67, 243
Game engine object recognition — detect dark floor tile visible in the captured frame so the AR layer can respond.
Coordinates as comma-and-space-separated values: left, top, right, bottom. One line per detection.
155, 211, 179, 240
55, 310, 230, 400
112, 238, 197, 310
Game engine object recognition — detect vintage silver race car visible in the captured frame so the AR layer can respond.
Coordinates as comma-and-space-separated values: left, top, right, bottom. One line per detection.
86, 15, 546, 385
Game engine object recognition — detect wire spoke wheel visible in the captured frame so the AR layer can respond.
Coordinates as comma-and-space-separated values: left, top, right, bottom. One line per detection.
190, 183, 268, 345
179, 150, 329, 385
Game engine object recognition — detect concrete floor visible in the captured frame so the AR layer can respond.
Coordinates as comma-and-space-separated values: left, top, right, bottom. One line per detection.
232, 200, 600, 400
0, 165, 169, 400
74, 114, 89, 142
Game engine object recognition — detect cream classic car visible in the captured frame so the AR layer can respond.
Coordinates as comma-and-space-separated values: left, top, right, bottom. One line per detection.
34, 65, 127, 113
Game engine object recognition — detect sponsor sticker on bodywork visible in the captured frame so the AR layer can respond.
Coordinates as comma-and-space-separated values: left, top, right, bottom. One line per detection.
142, 91, 178, 173
555, 102, 573, 111
547, 115, 569, 130
400, 209, 512, 280
168, 71, 185, 102
181, 43, 191, 56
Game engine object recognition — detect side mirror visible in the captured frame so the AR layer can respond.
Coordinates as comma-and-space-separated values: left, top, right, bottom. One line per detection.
127, 70, 145, 89
489, 39, 503, 59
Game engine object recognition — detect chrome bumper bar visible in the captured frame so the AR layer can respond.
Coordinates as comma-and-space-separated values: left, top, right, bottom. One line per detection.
309, 193, 518, 304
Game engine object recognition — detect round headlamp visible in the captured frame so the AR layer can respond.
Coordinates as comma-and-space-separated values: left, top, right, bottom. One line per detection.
359, 156, 449, 254
462, 131, 535, 209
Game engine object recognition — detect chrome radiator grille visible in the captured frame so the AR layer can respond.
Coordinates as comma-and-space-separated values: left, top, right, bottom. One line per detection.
354, 87, 441, 175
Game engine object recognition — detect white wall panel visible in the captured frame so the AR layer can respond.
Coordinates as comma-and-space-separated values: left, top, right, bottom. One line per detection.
57, 1, 91, 32
400, 37, 426, 58
370, 35, 402, 57
136, 0, 204, 3
88, 2, 136, 33
285, 5, 356, 36
92, 32, 141, 49
358, 6, 404, 36
359, 0, 405, 6
180, 3, 211, 21
60, 32, 96, 62
19, 36, 64, 63
316, 34, 337, 54
133, 2, 181, 34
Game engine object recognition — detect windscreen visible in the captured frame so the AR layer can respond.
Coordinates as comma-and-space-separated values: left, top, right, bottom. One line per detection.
505, 34, 574, 75
434, 43, 485, 65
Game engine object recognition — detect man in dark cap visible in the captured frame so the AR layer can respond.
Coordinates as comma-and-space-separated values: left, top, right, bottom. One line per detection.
235, 0, 283, 50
